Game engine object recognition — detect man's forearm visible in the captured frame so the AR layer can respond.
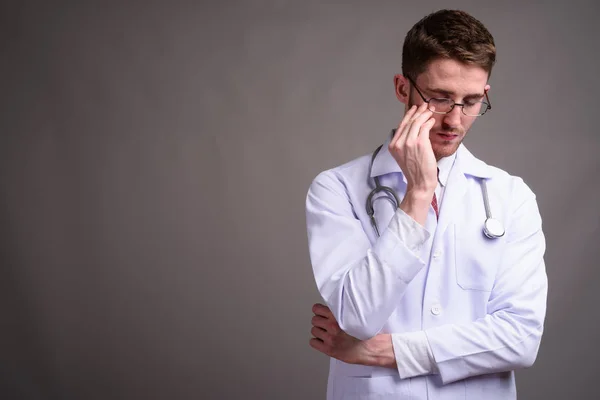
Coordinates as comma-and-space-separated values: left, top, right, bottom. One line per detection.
310, 303, 436, 378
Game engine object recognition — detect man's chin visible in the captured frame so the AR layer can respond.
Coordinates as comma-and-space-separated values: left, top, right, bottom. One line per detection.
432, 142, 461, 160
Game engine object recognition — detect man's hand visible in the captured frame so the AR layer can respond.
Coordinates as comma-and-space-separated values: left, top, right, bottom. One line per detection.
389, 103, 438, 226
309, 303, 364, 365
389, 103, 438, 193
309, 303, 396, 369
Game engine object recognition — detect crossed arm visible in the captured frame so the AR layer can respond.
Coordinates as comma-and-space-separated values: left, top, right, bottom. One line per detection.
309, 303, 397, 369
307, 183, 548, 382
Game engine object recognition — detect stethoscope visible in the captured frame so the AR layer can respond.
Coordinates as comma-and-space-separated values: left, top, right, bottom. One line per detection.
366, 144, 505, 239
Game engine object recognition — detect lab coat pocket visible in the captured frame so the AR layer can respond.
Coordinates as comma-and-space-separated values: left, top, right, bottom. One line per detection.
454, 223, 502, 291
333, 375, 411, 400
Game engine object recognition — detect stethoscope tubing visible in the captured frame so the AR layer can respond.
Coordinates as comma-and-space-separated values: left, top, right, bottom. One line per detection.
366, 144, 504, 239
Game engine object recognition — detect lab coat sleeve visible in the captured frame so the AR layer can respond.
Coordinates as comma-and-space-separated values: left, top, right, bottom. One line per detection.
306, 170, 430, 340
423, 180, 548, 384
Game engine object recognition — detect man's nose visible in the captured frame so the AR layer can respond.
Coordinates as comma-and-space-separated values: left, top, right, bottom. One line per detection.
442, 105, 462, 128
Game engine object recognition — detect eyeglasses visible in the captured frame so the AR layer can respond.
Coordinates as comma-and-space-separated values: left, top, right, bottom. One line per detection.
407, 77, 491, 117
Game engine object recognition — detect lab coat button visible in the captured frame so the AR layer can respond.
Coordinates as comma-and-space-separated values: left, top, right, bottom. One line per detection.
433, 249, 442, 258
431, 305, 442, 315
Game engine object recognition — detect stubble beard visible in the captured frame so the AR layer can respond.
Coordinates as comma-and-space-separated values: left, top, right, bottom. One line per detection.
432, 132, 466, 160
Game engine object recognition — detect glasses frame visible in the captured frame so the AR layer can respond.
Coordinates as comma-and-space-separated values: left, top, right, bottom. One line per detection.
407, 77, 492, 117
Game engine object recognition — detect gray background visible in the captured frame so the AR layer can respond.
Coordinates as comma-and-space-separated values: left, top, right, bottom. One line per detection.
1, 1, 598, 399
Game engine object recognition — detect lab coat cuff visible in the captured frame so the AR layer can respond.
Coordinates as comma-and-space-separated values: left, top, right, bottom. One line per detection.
372, 208, 429, 282
388, 208, 430, 253
424, 324, 474, 384
391, 331, 437, 379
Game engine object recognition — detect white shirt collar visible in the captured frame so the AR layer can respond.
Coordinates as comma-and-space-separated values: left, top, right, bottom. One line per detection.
436, 152, 456, 187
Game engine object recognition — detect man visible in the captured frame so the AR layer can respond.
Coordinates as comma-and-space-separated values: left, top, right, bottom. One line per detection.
305, 9, 547, 400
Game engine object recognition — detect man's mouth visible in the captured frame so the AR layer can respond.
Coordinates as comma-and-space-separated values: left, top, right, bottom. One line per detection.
436, 132, 460, 140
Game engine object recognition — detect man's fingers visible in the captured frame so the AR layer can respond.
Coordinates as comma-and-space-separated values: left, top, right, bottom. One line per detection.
309, 337, 332, 356
405, 107, 433, 144
391, 103, 423, 149
418, 117, 436, 139
311, 315, 329, 329
312, 315, 341, 334
311, 326, 330, 344
392, 103, 429, 150
396, 104, 418, 133
390, 105, 417, 148
312, 303, 334, 319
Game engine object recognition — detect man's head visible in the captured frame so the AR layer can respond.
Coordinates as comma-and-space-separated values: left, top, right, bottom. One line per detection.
394, 10, 496, 160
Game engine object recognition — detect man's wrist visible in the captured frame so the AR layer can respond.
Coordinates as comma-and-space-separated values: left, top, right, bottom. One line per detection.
400, 190, 433, 227
362, 334, 396, 368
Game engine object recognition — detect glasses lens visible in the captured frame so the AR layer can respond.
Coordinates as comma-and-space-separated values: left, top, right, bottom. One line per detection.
429, 99, 453, 113
463, 101, 490, 117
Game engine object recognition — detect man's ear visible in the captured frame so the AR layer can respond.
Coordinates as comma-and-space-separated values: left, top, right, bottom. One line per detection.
394, 74, 410, 104
485, 84, 491, 92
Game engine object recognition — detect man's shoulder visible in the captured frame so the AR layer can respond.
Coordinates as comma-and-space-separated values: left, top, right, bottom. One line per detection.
309, 151, 372, 189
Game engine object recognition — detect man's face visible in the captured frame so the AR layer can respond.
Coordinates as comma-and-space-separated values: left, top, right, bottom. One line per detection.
399, 59, 490, 160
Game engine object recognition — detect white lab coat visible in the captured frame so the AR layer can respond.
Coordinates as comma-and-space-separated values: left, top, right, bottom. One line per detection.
305, 136, 547, 400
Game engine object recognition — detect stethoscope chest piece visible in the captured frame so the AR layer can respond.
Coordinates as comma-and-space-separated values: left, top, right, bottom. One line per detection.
483, 217, 505, 239
480, 179, 504, 240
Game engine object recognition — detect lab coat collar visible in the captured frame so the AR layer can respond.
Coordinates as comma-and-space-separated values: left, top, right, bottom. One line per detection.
369, 131, 494, 179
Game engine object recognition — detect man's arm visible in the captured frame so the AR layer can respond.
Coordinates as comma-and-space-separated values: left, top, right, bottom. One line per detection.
307, 172, 429, 340
307, 104, 438, 340
310, 182, 547, 384
309, 303, 396, 368
310, 303, 435, 378
421, 186, 547, 384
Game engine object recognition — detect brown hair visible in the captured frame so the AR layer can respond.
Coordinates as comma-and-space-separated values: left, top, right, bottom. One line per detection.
402, 9, 496, 80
